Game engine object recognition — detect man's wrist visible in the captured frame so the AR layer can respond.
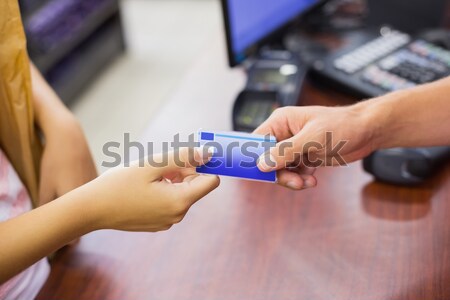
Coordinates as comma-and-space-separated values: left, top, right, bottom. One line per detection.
350, 94, 396, 153
356, 89, 413, 151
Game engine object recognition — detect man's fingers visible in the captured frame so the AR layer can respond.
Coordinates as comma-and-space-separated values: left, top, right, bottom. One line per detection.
288, 164, 317, 176
257, 136, 299, 172
257, 127, 325, 172
253, 120, 275, 136
276, 170, 317, 190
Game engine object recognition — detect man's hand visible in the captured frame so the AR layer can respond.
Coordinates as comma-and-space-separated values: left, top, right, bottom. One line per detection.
39, 116, 97, 206
254, 105, 377, 190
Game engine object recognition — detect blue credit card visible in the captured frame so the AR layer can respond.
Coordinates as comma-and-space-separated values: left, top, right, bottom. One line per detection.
196, 131, 277, 183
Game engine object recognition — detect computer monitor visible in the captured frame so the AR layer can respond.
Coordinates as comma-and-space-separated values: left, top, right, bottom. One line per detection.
221, 0, 324, 67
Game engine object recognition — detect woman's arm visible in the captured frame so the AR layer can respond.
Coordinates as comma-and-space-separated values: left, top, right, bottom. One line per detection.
30, 62, 75, 135
0, 148, 219, 283
0, 186, 94, 283
30, 63, 97, 205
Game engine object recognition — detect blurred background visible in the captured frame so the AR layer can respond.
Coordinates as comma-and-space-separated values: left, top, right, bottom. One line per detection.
20, 0, 220, 168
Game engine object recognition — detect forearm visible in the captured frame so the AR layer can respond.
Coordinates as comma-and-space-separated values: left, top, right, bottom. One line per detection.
362, 77, 450, 150
0, 186, 98, 283
30, 62, 77, 135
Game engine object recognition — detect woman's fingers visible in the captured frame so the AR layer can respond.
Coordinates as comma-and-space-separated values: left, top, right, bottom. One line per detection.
142, 147, 213, 181
147, 147, 220, 206
180, 174, 220, 206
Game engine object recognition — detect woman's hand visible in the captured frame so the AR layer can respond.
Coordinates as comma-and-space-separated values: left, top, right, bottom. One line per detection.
82, 147, 220, 232
254, 104, 377, 190
39, 116, 98, 206
0, 147, 219, 282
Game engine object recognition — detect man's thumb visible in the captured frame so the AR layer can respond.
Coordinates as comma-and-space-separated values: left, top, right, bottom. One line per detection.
257, 137, 298, 172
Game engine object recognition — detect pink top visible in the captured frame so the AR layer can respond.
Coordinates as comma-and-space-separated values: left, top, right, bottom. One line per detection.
0, 149, 50, 300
